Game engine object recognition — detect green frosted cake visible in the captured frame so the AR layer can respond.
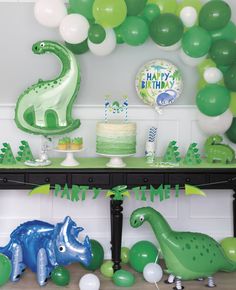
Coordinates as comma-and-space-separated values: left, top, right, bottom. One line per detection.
96, 121, 136, 155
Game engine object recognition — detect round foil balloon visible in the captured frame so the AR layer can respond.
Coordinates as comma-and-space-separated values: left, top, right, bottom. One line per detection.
135, 59, 183, 110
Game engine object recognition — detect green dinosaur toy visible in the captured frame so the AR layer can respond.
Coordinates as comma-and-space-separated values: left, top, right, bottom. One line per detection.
0, 143, 16, 165
16, 140, 34, 162
130, 207, 236, 289
204, 135, 235, 164
183, 143, 201, 165
15, 40, 81, 136
162, 141, 181, 165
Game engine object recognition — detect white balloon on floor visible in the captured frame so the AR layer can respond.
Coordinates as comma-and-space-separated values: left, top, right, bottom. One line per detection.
143, 263, 163, 284
197, 110, 233, 135
79, 273, 100, 290
34, 0, 67, 27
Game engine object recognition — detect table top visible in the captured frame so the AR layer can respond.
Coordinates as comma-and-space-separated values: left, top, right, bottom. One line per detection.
0, 157, 236, 170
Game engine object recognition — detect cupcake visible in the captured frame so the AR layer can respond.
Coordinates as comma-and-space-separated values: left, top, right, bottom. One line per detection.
57, 138, 67, 150
64, 137, 71, 149
70, 137, 83, 150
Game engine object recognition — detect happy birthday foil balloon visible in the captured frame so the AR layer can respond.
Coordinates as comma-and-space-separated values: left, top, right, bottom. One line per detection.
135, 59, 183, 112
15, 40, 81, 136
0, 216, 91, 286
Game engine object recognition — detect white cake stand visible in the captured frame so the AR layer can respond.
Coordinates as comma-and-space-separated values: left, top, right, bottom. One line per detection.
97, 153, 134, 168
54, 149, 84, 166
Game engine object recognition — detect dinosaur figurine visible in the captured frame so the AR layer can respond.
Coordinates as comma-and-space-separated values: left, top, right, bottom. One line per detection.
130, 207, 236, 289
204, 135, 235, 164
0, 216, 91, 286
15, 40, 81, 136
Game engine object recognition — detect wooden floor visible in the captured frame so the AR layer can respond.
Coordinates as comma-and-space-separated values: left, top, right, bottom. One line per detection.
1, 263, 236, 290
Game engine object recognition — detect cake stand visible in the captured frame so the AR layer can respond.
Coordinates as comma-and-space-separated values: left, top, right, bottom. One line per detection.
97, 153, 134, 168
54, 149, 83, 167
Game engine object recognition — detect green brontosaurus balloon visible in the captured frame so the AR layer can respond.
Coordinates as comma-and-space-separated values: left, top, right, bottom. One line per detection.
15, 40, 81, 136
130, 207, 236, 288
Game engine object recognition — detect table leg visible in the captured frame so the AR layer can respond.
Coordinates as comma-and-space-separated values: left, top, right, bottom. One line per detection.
233, 189, 236, 237
110, 199, 123, 271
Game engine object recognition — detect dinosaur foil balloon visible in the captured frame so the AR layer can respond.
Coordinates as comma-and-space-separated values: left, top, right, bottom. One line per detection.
130, 207, 236, 289
15, 40, 81, 135
0, 216, 91, 286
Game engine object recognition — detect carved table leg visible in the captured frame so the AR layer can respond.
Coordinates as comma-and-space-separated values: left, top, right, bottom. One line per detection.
233, 189, 236, 237
110, 199, 123, 271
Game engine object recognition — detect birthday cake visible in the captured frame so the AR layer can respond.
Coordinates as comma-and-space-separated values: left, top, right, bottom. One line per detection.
96, 121, 136, 155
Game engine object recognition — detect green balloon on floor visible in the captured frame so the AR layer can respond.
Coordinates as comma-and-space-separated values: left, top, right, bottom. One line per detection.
0, 254, 11, 286
112, 269, 135, 287
100, 260, 114, 278
220, 237, 236, 262
84, 239, 104, 270
129, 240, 158, 272
51, 266, 70, 286
121, 247, 130, 264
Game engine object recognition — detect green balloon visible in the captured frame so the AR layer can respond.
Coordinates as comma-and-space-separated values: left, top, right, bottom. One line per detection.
51, 266, 70, 286
220, 237, 236, 262
65, 39, 89, 54
152, 0, 178, 14
100, 261, 114, 278
88, 24, 106, 44
112, 270, 135, 287
224, 64, 236, 92
121, 247, 130, 264
196, 84, 231, 117
0, 254, 11, 286
150, 13, 184, 47
210, 21, 236, 42
121, 16, 149, 46
182, 26, 212, 58
93, 0, 127, 28
114, 25, 125, 44
83, 239, 104, 270
125, 0, 147, 16
129, 240, 158, 272
199, 0, 231, 31
141, 3, 160, 23
68, 0, 94, 19
226, 118, 236, 143
217, 64, 230, 74
210, 40, 236, 66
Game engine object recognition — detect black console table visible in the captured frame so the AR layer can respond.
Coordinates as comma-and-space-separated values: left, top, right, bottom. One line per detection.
0, 157, 236, 271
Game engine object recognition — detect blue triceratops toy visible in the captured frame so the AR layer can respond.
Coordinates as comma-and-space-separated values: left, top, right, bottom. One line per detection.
0, 216, 91, 286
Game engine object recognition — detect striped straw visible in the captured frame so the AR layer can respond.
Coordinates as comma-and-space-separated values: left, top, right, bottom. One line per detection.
148, 127, 157, 142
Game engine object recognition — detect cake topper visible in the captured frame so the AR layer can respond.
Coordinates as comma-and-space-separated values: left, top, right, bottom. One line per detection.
104, 95, 128, 122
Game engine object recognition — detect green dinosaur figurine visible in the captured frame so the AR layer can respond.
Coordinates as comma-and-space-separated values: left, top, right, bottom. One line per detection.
15, 40, 81, 136
16, 140, 34, 162
204, 135, 235, 164
0, 143, 16, 165
130, 207, 236, 289
183, 143, 201, 165
162, 141, 181, 165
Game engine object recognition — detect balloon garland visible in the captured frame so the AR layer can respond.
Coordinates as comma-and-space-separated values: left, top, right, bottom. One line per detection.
34, 0, 236, 142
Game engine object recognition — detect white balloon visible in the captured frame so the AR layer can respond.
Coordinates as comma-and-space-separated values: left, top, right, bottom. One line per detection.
34, 0, 67, 28
179, 48, 207, 67
156, 40, 181, 52
59, 14, 89, 44
197, 109, 233, 135
143, 263, 163, 284
88, 29, 116, 56
203, 67, 223, 84
79, 274, 100, 290
180, 7, 198, 28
